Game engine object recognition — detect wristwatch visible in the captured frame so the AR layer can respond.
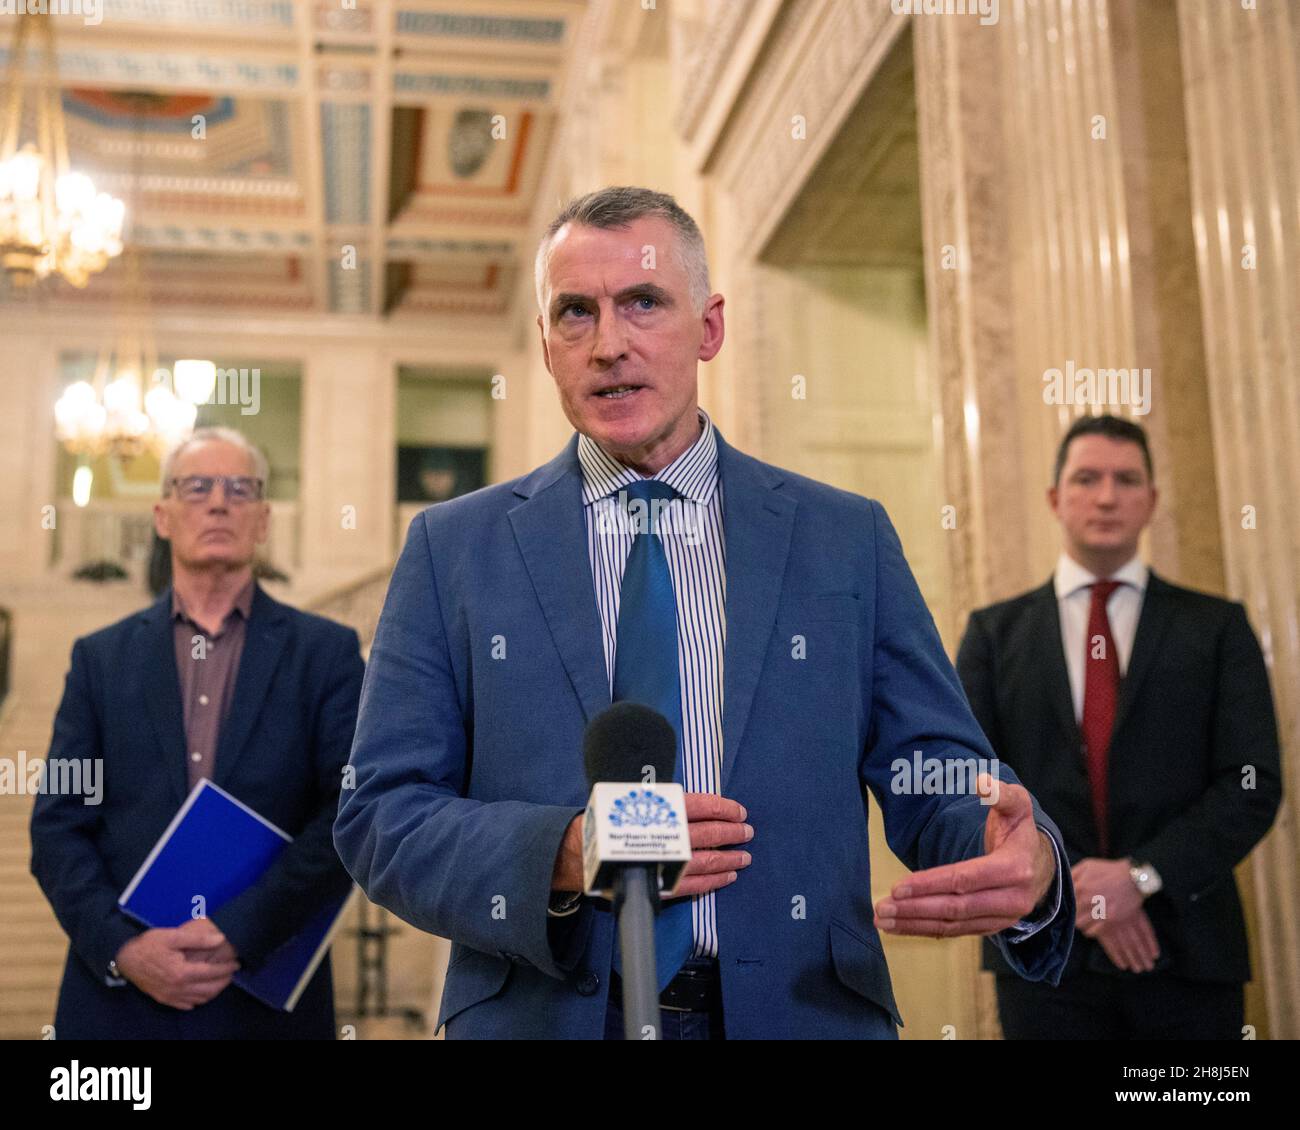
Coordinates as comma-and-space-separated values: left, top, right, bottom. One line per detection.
1129, 861, 1163, 897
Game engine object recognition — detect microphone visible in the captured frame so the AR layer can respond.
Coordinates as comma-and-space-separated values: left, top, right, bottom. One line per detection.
581, 703, 691, 1039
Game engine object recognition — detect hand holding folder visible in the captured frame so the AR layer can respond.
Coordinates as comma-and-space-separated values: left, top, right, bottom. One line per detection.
118, 779, 354, 1012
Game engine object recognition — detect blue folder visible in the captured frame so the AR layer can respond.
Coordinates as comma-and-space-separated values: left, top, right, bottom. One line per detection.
118, 778, 353, 1012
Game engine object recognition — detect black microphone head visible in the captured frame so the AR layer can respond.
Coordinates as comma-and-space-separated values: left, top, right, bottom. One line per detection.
583, 702, 677, 787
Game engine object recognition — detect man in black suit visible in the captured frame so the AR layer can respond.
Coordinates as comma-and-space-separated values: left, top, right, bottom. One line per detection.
956, 414, 1281, 1039
31, 427, 363, 1039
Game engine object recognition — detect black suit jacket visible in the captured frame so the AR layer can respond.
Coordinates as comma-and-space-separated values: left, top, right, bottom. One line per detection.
956, 571, 1281, 985
30, 584, 364, 1038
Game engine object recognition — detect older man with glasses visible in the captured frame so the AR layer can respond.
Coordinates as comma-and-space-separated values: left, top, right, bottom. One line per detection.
31, 426, 364, 1039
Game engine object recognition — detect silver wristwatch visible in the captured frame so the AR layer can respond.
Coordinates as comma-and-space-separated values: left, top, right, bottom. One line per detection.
1129, 861, 1163, 897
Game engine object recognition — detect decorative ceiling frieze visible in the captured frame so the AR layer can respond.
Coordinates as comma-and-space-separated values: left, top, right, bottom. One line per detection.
1, 0, 589, 324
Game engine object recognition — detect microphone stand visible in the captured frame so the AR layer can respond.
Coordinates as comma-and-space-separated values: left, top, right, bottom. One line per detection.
612, 864, 660, 1039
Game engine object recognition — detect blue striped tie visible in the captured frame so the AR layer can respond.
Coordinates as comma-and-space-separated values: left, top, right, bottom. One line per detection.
609, 479, 694, 992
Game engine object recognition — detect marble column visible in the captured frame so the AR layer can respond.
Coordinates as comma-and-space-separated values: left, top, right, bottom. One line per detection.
1177, 0, 1300, 1040
914, 6, 1033, 1043
299, 345, 396, 571
0, 337, 59, 585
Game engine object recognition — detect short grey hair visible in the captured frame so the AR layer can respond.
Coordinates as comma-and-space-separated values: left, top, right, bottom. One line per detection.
534, 186, 711, 321
161, 426, 269, 496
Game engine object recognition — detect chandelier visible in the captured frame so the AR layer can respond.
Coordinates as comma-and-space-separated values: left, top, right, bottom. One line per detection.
53, 244, 214, 459
53, 346, 211, 461
54, 346, 214, 461
52, 85, 208, 467
0, 12, 125, 287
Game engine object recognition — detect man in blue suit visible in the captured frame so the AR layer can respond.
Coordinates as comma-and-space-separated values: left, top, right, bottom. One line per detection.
335, 186, 1074, 1039
31, 427, 363, 1039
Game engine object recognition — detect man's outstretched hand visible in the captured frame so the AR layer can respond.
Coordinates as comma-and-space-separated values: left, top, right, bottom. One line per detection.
873, 773, 1057, 938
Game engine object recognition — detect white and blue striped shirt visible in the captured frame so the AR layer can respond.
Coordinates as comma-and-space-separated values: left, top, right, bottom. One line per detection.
578, 406, 726, 959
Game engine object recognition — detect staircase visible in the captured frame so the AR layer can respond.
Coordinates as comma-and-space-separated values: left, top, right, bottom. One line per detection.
0, 699, 73, 1039
304, 567, 446, 1036
0, 584, 148, 1039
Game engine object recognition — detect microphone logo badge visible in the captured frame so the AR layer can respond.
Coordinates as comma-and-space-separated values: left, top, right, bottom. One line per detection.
583, 782, 692, 897
609, 789, 680, 829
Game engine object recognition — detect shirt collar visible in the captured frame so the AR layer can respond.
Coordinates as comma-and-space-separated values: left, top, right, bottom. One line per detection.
172, 575, 256, 625
1053, 551, 1149, 600
578, 406, 719, 506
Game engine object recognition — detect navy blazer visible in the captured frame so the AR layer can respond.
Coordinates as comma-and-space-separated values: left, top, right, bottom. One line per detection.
335, 427, 1076, 1039
30, 584, 363, 1039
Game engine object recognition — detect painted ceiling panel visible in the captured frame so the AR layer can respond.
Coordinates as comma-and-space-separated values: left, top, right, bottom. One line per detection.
0, 0, 586, 321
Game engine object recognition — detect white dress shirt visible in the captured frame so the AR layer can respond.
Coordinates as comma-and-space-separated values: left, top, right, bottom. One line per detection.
1054, 552, 1149, 722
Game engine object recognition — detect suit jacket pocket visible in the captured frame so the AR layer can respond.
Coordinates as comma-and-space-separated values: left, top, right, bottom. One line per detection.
828, 917, 904, 1029
437, 945, 512, 1033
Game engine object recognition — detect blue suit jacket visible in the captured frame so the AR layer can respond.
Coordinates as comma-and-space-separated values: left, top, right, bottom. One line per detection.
30, 584, 363, 1039
335, 427, 1074, 1039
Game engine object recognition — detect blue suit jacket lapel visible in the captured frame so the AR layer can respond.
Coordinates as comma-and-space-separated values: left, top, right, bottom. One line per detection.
714, 430, 796, 792
1036, 581, 1081, 749
508, 434, 612, 727
213, 584, 288, 791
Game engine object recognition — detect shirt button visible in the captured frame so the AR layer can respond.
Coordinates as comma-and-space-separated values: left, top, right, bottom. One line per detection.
575, 970, 600, 996
199, 694, 210, 706
191, 752, 202, 762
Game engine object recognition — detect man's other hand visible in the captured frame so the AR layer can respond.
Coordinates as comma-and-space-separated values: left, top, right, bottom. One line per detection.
873, 774, 1057, 937
1086, 906, 1161, 972
1072, 857, 1145, 930
116, 920, 240, 1010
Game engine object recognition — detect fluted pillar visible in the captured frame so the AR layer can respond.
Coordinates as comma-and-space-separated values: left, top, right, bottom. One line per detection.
1177, 0, 1300, 1040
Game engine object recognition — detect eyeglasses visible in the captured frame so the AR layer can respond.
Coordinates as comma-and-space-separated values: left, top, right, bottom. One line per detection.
166, 475, 265, 503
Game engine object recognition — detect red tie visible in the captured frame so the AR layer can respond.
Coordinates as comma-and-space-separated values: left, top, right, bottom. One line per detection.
1082, 580, 1122, 856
